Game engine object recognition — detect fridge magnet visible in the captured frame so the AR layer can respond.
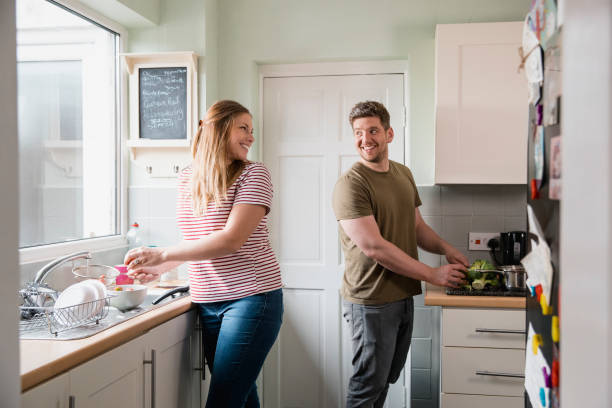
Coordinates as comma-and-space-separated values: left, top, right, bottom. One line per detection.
549, 136, 561, 200
525, 324, 551, 408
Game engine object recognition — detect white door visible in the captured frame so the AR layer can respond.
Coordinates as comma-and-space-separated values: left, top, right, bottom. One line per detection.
261, 70, 408, 407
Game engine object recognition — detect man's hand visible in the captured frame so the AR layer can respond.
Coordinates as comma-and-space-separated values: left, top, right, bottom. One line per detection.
444, 246, 469, 267
430, 264, 467, 288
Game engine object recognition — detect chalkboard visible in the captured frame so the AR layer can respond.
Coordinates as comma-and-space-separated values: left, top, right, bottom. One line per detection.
139, 67, 188, 139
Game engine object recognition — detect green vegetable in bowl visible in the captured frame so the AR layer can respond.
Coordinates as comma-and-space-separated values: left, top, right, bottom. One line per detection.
466, 259, 500, 290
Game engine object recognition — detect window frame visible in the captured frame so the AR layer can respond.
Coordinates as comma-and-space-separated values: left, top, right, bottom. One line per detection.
18, 0, 128, 264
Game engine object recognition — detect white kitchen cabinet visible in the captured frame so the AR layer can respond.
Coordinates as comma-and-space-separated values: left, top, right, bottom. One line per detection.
69, 334, 146, 407
435, 22, 528, 184
145, 309, 203, 408
22, 310, 206, 408
21, 372, 69, 408
440, 307, 526, 408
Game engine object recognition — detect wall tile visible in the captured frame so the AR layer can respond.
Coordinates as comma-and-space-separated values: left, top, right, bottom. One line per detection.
504, 216, 527, 232
413, 306, 432, 338
417, 185, 441, 216
472, 185, 505, 215
150, 187, 178, 218
442, 216, 471, 248
128, 187, 150, 224
422, 215, 442, 235
441, 186, 472, 215
148, 217, 181, 247
418, 249, 441, 268
471, 215, 504, 232
503, 185, 527, 216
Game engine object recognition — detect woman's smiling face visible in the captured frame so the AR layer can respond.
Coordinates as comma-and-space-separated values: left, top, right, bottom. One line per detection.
227, 112, 254, 161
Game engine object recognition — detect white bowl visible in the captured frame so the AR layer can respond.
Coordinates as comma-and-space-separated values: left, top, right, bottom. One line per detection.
81, 279, 107, 316
109, 284, 147, 311
54, 281, 96, 310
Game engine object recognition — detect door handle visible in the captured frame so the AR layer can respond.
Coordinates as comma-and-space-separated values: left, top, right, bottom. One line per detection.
475, 328, 527, 335
475, 370, 525, 378
144, 349, 156, 408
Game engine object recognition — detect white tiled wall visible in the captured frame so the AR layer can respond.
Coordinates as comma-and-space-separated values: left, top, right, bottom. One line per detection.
411, 184, 527, 408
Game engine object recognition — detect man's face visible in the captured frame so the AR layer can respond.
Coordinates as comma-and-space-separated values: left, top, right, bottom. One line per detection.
352, 116, 394, 164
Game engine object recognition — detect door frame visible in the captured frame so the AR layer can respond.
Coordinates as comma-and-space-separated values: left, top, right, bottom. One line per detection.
258, 60, 411, 166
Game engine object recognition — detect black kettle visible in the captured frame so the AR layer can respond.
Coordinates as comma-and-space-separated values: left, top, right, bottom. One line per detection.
488, 231, 527, 266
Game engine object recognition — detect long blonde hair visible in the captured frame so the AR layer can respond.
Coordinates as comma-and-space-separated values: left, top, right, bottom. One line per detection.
191, 100, 250, 215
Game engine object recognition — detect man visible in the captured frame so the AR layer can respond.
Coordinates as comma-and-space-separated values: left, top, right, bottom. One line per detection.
332, 101, 468, 408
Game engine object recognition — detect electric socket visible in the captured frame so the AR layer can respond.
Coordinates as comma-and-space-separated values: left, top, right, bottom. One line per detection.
468, 232, 499, 251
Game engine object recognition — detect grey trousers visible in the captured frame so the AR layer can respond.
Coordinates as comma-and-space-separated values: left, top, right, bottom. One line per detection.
342, 297, 414, 408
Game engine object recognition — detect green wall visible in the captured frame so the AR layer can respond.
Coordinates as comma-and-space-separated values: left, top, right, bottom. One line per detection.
129, 0, 530, 184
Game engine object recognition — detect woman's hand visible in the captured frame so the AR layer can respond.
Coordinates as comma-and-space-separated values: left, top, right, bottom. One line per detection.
124, 246, 167, 282
126, 265, 163, 283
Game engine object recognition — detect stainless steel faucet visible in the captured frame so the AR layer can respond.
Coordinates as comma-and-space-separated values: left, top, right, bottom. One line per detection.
33, 251, 92, 284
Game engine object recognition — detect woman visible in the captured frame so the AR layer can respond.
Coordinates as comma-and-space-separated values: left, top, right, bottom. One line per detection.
124, 100, 283, 408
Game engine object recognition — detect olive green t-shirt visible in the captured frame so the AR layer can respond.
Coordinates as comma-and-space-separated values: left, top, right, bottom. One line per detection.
332, 160, 422, 305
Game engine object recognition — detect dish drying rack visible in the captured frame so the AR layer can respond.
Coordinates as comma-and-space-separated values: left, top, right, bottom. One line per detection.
19, 296, 111, 337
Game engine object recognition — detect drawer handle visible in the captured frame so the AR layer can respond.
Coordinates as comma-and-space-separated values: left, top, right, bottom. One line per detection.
475, 370, 525, 378
475, 328, 527, 335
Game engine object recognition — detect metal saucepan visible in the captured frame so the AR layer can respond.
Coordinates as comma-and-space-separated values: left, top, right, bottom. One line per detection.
499, 265, 527, 291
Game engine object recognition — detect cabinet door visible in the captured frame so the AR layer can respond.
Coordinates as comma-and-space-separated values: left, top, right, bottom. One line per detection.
146, 310, 196, 408
442, 308, 526, 348
21, 372, 69, 408
69, 335, 145, 407
441, 393, 523, 408
435, 22, 527, 184
441, 347, 525, 396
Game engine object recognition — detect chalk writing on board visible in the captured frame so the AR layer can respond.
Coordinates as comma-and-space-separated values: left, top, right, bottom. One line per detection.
139, 67, 188, 139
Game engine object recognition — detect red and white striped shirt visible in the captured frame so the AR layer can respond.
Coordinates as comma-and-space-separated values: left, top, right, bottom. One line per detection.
176, 162, 282, 303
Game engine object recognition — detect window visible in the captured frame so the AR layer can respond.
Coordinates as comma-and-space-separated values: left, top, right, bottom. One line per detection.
16, 0, 123, 251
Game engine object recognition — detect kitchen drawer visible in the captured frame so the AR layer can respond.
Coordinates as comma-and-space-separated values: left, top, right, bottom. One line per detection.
441, 393, 523, 408
442, 307, 525, 348
441, 347, 525, 396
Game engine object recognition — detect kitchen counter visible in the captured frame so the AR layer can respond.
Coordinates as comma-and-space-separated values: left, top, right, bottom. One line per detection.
424, 283, 526, 309
20, 294, 194, 392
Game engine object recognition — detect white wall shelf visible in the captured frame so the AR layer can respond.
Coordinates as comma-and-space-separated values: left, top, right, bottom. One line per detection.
121, 51, 198, 178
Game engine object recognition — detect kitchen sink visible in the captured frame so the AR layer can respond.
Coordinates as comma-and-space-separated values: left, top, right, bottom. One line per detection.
20, 289, 190, 341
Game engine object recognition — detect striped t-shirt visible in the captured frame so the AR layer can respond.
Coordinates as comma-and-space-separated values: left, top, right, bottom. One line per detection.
176, 162, 282, 303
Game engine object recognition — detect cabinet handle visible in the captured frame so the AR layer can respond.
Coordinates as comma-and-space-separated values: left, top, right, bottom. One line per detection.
475, 328, 527, 335
475, 370, 525, 378
194, 321, 206, 381
144, 349, 156, 408
68, 395, 76, 408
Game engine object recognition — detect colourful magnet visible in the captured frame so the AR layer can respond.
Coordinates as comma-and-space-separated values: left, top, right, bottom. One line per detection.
543, 366, 552, 388
551, 316, 560, 342
535, 284, 543, 301
552, 360, 559, 387
533, 334, 543, 354
540, 387, 547, 406
540, 294, 553, 315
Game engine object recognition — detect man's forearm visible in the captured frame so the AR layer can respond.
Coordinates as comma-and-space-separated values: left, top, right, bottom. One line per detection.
364, 239, 434, 282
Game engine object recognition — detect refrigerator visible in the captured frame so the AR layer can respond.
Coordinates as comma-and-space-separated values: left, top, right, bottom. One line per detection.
523, 9, 562, 408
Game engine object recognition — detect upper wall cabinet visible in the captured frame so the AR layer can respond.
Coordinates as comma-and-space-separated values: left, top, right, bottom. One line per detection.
435, 22, 527, 184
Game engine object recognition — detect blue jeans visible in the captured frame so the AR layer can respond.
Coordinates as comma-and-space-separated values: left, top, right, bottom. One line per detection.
198, 289, 283, 408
